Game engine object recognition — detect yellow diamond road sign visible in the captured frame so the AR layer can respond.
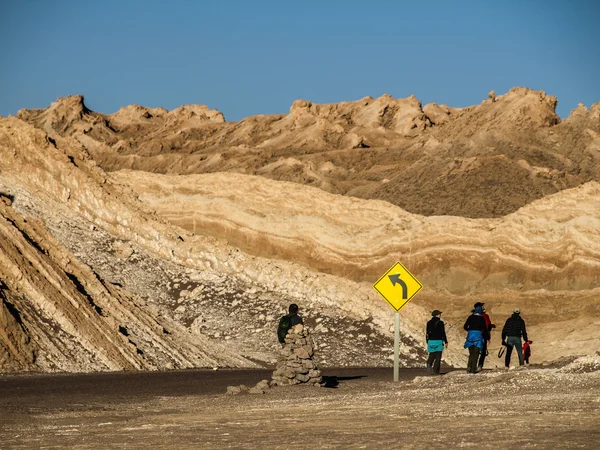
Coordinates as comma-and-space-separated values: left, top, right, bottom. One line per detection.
373, 261, 423, 311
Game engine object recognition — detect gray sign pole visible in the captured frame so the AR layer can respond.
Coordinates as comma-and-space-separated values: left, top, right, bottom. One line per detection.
394, 311, 400, 382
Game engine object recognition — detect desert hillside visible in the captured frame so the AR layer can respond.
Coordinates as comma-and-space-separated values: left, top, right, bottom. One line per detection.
0, 117, 434, 371
1, 87, 599, 373
109, 169, 600, 363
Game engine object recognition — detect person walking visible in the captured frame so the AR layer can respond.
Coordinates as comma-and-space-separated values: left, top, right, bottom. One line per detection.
501, 308, 528, 368
474, 302, 496, 371
463, 305, 490, 373
426, 310, 448, 375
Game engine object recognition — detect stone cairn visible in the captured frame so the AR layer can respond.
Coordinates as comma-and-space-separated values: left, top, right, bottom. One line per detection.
272, 324, 323, 386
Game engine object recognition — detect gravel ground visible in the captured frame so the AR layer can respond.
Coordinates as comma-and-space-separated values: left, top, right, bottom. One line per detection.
1, 358, 599, 449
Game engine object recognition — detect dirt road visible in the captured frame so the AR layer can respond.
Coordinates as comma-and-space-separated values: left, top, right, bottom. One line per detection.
1, 365, 599, 449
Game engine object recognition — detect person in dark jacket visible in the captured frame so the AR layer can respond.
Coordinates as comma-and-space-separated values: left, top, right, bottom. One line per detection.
277, 304, 304, 344
463, 305, 490, 373
474, 302, 496, 371
426, 310, 448, 375
501, 308, 528, 368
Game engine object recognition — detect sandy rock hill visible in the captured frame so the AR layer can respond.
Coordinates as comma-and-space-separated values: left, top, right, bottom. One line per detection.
0, 116, 438, 372
17, 88, 600, 218
110, 169, 600, 364
3, 87, 600, 372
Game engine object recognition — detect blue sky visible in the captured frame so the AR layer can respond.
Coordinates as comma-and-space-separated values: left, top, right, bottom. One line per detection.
1, 0, 598, 121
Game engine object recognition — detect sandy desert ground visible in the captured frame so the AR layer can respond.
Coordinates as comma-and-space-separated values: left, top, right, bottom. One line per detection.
2, 356, 600, 449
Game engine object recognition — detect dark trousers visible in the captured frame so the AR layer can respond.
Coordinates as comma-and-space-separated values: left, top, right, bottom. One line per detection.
478, 340, 488, 369
467, 346, 480, 373
505, 336, 523, 367
427, 351, 442, 374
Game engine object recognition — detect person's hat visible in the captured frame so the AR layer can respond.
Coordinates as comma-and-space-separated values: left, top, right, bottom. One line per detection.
431, 310, 442, 316
514, 308, 520, 314
474, 302, 485, 308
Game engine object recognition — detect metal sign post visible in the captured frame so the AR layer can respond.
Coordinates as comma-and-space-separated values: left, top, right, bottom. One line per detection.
394, 311, 400, 382
373, 261, 423, 382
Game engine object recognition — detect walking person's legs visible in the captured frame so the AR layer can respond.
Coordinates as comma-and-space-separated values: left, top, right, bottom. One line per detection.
427, 353, 435, 373
505, 343, 514, 368
478, 340, 488, 370
468, 346, 480, 373
508, 336, 524, 365
432, 351, 442, 374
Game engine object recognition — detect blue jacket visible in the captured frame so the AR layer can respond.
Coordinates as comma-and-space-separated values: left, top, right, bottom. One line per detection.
464, 330, 484, 350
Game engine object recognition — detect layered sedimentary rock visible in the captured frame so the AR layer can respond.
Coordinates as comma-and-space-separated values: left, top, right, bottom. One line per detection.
109, 169, 600, 364
3, 86, 600, 371
0, 114, 431, 371
0, 193, 251, 372
111, 170, 600, 290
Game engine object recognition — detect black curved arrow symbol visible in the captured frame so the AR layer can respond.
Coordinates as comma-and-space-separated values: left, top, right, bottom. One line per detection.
388, 274, 408, 299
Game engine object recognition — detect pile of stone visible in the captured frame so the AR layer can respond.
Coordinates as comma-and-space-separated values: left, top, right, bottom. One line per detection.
226, 379, 271, 395
271, 324, 323, 386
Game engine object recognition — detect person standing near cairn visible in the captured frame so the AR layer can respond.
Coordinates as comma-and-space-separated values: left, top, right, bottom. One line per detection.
463, 305, 490, 373
277, 303, 303, 344
426, 310, 448, 375
501, 308, 528, 368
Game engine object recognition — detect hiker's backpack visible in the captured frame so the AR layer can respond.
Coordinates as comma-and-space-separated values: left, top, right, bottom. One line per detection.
277, 314, 292, 344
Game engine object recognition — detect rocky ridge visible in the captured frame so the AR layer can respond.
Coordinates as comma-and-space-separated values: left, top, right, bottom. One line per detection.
16, 88, 600, 218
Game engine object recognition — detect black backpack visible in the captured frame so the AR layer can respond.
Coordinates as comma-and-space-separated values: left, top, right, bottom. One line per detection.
277, 314, 292, 344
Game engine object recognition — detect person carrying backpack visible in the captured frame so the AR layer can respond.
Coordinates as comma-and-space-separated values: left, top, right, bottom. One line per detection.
501, 308, 528, 368
426, 310, 448, 375
277, 304, 303, 344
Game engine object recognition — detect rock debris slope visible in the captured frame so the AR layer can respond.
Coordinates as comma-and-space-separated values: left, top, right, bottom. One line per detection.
0, 192, 250, 372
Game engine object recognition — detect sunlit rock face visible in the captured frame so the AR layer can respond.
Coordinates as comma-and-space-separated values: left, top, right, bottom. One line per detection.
1, 87, 599, 372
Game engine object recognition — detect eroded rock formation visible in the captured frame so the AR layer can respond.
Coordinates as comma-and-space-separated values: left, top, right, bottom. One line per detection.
1, 87, 599, 372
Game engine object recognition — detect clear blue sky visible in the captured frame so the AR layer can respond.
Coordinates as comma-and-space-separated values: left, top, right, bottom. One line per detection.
1, 0, 599, 121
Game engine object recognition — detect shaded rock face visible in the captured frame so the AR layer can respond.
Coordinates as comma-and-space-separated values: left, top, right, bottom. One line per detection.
0, 192, 253, 372
272, 325, 323, 386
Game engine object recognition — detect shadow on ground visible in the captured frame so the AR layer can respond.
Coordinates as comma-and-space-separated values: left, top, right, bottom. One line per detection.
322, 375, 366, 388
